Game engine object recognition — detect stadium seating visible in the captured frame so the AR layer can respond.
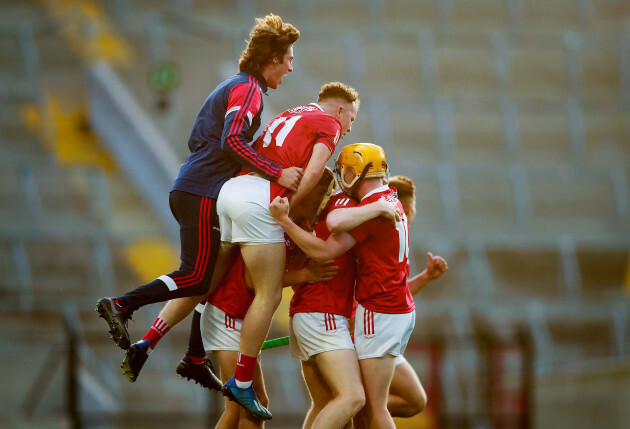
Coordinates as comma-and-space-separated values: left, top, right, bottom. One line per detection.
1, 0, 629, 427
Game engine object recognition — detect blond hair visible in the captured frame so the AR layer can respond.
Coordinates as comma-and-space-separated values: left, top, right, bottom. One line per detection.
239, 14, 300, 72
389, 175, 415, 201
317, 82, 360, 109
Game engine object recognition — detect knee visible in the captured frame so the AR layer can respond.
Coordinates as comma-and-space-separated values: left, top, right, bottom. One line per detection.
400, 390, 427, 417
255, 286, 283, 307
342, 388, 366, 415
270, 288, 283, 307
351, 392, 366, 415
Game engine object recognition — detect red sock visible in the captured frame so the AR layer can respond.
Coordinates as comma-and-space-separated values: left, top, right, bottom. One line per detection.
189, 355, 204, 364
142, 318, 170, 350
235, 352, 257, 383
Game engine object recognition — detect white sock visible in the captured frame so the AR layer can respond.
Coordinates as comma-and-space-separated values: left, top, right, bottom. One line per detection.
235, 379, 253, 389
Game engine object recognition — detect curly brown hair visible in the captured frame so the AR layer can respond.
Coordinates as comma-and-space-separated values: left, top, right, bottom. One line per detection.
317, 82, 360, 109
238, 14, 300, 73
389, 175, 415, 201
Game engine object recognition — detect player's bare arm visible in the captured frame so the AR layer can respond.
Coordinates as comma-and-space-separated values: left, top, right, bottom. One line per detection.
327, 197, 401, 234
288, 143, 332, 208
408, 252, 449, 296
270, 196, 356, 262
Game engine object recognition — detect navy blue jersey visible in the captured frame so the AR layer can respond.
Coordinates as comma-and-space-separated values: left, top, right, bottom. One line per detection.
171, 70, 282, 198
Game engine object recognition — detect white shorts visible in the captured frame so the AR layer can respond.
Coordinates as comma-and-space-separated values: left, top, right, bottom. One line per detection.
289, 312, 355, 361
216, 175, 285, 245
200, 303, 242, 352
395, 355, 407, 366
354, 304, 416, 360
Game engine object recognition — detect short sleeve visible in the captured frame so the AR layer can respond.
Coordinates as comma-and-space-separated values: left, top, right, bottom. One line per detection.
316, 117, 342, 154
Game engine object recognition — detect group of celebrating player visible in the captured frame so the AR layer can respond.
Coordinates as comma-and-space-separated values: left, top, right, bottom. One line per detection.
95, 13, 448, 428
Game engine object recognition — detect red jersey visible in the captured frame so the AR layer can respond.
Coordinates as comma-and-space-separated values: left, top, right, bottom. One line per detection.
290, 192, 358, 318
242, 103, 341, 200
347, 186, 415, 314
206, 254, 253, 319
208, 235, 301, 319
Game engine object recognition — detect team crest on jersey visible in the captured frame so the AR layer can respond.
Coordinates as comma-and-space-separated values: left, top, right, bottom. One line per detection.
288, 104, 319, 114
384, 193, 398, 203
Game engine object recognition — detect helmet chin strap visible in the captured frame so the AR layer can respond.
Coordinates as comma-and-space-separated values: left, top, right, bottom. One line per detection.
348, 162, 373, 201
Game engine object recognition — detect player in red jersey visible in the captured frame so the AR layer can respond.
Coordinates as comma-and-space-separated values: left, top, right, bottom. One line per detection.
201, 170, 339, 427
290, 188, 400, 429
201, 247, 336, 428
328, 175, 448, 425
384, 176, 448, 418
217, 83, 360, 419
271, 143, 415, 428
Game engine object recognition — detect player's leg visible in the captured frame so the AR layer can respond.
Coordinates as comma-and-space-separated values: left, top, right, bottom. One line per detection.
238, 243, 285, 358
290, 316, 333, 428
214, 350, 244, 428
217, 176, 283, 419
388, 356, 427, 417
222, 243, 284, 420
354, 304, 416, 428
200, 302, 268, 426
310, 349, 365, 429
121, 245, 237, 382
215, 351, 268, 429
358, 356, 397, 429
301, 360, 333, 429
243, 357, 268, 428
96, 191, 220, 349
174, 302, 223, 391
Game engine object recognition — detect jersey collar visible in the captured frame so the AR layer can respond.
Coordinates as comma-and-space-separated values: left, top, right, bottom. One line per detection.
309, 102, 324, 111
361, 184, 390, 201
242, 69, 268, 94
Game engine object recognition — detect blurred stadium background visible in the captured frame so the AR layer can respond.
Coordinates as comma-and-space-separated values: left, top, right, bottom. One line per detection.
1, 0, 629, 428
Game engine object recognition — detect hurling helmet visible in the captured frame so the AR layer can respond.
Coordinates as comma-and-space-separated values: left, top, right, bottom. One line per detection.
333, 143, 389, 191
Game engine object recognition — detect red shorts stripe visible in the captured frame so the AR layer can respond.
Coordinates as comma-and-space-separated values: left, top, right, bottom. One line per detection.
172, 197, 213, 288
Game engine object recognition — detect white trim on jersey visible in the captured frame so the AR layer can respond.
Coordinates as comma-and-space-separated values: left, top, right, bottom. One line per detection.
361, 184, 390, 201
225, 106, 240, 118
158, 275, 178, 291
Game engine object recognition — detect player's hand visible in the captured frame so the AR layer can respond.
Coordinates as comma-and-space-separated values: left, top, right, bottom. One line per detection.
426, 252, 448, 280
277, 166, 304, 192
377, 197, 401, 225
270, 196, 290, 221
303, 259, 338, 283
